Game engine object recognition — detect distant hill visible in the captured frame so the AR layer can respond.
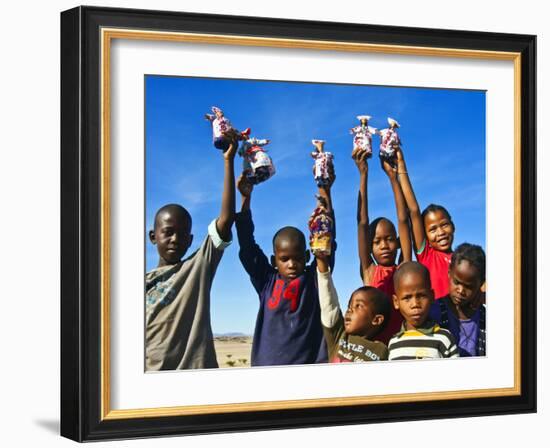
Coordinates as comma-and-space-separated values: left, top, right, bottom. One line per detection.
213, 332, 250, 337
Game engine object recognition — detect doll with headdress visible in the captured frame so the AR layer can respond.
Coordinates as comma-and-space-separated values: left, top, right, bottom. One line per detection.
239, 134, 276, 185
204, 106, 250, 152
377, 118, 401, 162
311, 139, 334, 187
308, 195, 334, 256
350, 115, 377, 158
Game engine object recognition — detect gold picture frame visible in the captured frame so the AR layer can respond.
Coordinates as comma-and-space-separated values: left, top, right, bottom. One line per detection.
61, 6, 536, 441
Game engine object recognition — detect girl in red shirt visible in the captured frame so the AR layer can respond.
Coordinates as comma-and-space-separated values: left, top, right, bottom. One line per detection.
353, 147, 412, 345
396, 148, 455, 300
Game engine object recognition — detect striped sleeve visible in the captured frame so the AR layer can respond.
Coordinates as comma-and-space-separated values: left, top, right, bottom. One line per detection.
437, 327, 459, 358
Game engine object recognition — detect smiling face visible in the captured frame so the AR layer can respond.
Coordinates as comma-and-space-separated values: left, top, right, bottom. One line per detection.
423, 209, 454, 252
149, 206, 193, 267
448, 259, 483, 309
393, 270, 434, 330
371, 219, 399, 266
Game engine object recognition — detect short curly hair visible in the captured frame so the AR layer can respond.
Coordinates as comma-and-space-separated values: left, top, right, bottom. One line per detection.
450, 243, 486, 283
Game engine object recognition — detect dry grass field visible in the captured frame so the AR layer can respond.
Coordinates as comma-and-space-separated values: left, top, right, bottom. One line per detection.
214, 336, 253, 368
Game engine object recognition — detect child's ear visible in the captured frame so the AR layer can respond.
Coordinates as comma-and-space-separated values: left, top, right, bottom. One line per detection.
305, 250, 311, 264
372, 314, 385, 327
428, 289, 435, 304
392, 294, 400, 310
270, 255, 277, 269
149, 230, 156, 245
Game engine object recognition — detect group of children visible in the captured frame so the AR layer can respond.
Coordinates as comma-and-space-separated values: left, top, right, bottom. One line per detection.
144, 111, 487, 371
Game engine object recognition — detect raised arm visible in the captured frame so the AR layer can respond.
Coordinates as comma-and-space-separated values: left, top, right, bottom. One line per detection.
316, 160, 337, 270
215, 140, 237, 241
315, 253, 342, 330
314, 153, 335, 211
237, 173, 253, 213
235, 174, 271, 294
381, 158, 412, 263
395, 147, 425, 252
352, 148, 372, 283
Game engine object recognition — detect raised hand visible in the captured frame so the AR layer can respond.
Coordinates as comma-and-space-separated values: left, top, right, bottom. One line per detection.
223, 139, 238, 161
351, 147, 369, 175
380, 156, 397, 180
237, 173, 253, 198
324, 162, 336, 190
395, 146, 407, 173
313, 249, 330, 273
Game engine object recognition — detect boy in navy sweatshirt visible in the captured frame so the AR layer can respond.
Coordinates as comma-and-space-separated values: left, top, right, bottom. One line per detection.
235, 172, 336, 366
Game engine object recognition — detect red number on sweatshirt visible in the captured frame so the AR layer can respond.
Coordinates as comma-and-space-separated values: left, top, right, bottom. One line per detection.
267, 278, 300, 311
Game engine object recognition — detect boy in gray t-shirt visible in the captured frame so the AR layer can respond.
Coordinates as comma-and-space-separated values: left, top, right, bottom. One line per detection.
145, 142, 237, 371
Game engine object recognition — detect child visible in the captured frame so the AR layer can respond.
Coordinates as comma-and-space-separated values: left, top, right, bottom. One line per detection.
353, 147, 412, 345
397, 147, 455, 299
204, 106, 249, 152
388, 261, 459, 360
429, 243, 486, 357
234, 171, 336, 366
145, 141, 237, 371
315, 252, 390, 362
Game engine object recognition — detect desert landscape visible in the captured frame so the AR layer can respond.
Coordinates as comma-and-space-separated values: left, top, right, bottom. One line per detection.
214, 334, 253, 368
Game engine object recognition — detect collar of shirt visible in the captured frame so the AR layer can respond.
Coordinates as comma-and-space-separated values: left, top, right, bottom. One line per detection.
394, 320, 440, 338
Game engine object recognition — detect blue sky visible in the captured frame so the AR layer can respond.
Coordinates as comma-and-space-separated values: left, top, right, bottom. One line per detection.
145, 75, 486, 334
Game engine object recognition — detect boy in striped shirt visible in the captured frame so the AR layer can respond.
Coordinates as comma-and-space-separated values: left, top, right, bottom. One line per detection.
388, 262, 459, 360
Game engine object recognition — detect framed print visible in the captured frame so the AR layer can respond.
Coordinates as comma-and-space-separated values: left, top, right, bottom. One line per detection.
60, 5, 536, 442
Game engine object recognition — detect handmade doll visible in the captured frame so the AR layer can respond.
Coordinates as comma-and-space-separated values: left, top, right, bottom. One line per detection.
204, 106, 249, 152
311, 139, 334, 187
378, 118, 401, 162
308, 195, 334, 256
239, 136, 275, 185
350, 115, 377, 158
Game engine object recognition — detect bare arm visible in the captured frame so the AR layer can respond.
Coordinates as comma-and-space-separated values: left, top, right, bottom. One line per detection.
381, 158, 412, 263
352, 148, 373, 284
316, 163, 335, 214
215, 141, 237, 241
396, 147, 425, 252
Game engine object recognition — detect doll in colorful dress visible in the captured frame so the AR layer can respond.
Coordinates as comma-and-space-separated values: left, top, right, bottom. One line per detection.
311, 139, 334, 187
350, 115, 377, 158
308, 195, 334, 256
377, 118, 401, 163
204, 106, 249, 152
239, 135, 275, 185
